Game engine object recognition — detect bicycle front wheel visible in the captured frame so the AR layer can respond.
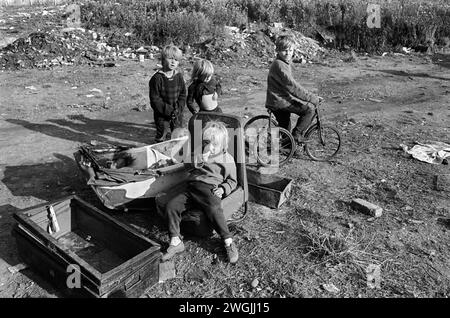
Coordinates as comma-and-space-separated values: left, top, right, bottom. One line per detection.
255, 126, 296, 167
244, 115, 278, 132
304, 124, 341, 161
244, 115, 276, 165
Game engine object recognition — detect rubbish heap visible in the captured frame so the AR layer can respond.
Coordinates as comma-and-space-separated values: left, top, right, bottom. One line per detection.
195, 23, 326, 66
267, 24, 326, 62
0, 27, 160, 70
0, 4, 326, 70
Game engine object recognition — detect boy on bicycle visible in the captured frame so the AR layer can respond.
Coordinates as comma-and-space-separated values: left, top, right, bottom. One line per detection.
266, 35, 322, 143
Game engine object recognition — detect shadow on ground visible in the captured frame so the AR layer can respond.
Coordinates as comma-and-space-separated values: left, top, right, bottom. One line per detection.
2, 153, 91, 203
7, 114, 156, 147
376, 69, 450, 81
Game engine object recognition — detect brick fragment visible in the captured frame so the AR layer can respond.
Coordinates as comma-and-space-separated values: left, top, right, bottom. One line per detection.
351, 198, 383, 217
434, 174, 450, 192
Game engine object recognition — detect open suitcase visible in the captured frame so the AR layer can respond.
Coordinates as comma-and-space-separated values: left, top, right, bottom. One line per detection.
12, 195, 162, 298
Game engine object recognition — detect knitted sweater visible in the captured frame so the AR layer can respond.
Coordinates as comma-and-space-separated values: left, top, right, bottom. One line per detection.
188, 151, 237, 196
265, 57, 319, 110
149, 69, 186, 118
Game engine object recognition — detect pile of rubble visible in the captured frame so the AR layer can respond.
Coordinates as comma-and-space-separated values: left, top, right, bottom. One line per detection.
0, 27, 160, 70
1, 9, 326, 70
196, 23, 326, 66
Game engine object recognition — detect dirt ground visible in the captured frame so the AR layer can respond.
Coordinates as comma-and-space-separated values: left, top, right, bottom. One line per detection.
1, 7, 449, 300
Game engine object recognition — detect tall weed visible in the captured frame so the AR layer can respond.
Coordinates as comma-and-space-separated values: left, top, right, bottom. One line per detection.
79, 0, 450, 52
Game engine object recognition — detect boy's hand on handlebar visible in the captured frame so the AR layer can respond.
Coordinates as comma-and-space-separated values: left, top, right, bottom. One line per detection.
310, 95, 323, 105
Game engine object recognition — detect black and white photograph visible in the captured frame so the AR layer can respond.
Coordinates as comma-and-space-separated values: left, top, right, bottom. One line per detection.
0, 0, 448, 305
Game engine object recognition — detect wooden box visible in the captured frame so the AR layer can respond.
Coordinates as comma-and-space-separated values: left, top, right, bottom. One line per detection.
12, 195, 162, 298
246, 168, 293, 209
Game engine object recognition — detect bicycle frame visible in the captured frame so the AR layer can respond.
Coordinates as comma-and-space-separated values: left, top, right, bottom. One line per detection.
250, 101, 340, 163
310, 103, 325, 145
268, 103, 323, 144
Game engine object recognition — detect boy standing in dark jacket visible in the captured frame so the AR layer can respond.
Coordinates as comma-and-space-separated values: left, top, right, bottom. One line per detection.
266, 35, 322, 142
149, 45, 186, 143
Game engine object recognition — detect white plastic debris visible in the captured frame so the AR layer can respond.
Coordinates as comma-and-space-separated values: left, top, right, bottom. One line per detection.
251, 278, 259, 288
8, 263, 28, 274
366, 264, 381, 289
402, 47, 411, 54
322, 283, 340, 294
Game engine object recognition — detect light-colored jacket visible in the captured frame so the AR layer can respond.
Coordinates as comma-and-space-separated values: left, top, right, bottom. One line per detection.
265, 58, 319, 110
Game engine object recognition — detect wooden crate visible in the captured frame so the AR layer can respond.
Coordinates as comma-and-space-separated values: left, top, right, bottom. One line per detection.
12, 195, 162, 298
246, 168, 293, 209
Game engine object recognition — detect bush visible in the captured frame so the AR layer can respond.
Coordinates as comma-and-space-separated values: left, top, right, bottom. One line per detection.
79, 0, 450, 53
138, 10, 211, 46
201, 0, 248, 29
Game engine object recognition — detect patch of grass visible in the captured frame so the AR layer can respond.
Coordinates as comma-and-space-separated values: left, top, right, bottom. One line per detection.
298, 221, 374, 266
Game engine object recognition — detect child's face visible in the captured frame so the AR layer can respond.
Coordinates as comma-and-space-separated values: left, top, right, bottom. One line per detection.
202, 139, 221, 155
277, 46, 294, 62
162, 56, 179, 71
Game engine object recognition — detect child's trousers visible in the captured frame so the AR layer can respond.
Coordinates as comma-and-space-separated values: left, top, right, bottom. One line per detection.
154, 111, 183, 143
165, 181, 231, 240
271, 102, 314, 140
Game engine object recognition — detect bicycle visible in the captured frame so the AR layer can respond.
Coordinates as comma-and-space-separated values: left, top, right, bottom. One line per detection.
244, 101, 342, 167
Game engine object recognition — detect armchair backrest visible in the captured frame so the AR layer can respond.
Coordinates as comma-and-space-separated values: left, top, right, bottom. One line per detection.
188, 112, 248, 202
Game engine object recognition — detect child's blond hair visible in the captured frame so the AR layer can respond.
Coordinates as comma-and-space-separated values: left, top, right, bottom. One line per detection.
275, 35, 296, 52
203, 121, 228, 152
161, 45, 182, 61
191, 59, 214, 83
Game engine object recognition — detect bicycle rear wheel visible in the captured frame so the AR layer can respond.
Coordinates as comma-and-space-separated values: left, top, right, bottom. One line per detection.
255, 126, 295, 167
304, 124, 341, 161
